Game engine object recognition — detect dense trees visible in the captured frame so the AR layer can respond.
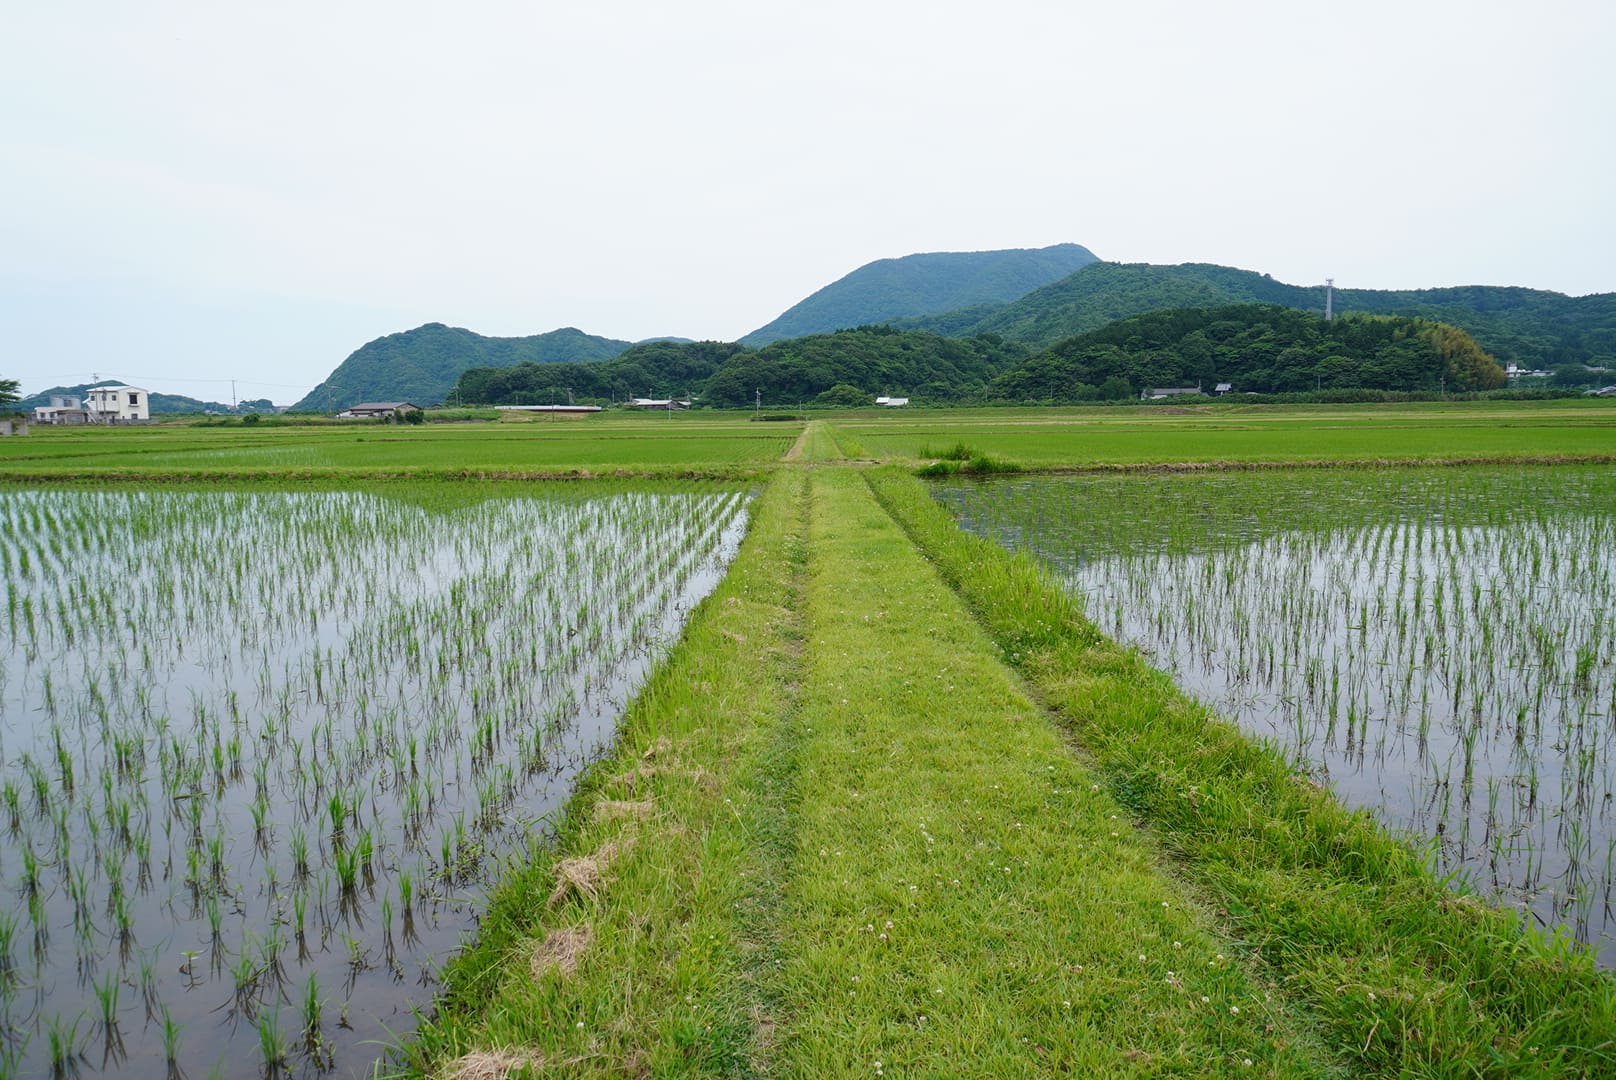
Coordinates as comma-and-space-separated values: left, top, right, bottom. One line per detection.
451, 310, 1512, 409
987, 306, 1506, 401
453, 329, 1026, 407
454, 341, 746, 405
703, 328, 1026, 407
903, 262, 1616, 370
0, 377, 18, 409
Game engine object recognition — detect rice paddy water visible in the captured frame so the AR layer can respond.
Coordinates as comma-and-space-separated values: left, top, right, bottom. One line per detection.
0, 486, 750, 1077
932, 465, 1616, 966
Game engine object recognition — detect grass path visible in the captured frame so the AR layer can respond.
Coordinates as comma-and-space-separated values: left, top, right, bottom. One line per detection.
407, 433, 1615, 1078
411, 465, 1353, 1076
770, 468, 1342, 1076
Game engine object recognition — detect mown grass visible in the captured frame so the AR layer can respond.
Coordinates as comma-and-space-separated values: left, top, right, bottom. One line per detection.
772, 468, 1345, 1076
867, 465, 1616, 1077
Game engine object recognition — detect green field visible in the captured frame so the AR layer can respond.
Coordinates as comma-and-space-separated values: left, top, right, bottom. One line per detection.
838, 400, 1616, 466
2, 401, 1614, 1078
0, 413, 799, 477
3, 400, 1612, 478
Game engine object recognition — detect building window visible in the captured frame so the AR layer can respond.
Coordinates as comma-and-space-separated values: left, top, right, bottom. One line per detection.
128, 393, 139, 406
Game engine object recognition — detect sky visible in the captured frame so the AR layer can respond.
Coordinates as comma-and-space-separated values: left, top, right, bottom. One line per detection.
4, 0, 1613, 405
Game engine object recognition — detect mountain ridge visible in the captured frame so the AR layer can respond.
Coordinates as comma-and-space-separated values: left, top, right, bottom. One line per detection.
291, 323, 634, 412
901, 262, 1616, 368
739, 243, 1099, 346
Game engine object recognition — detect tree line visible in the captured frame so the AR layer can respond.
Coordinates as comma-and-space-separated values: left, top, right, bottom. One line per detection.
450, 308, 1509, 408
986, 306, 1506, 401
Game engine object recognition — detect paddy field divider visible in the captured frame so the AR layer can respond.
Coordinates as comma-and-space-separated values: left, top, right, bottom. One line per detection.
865, 465, 1616, 1077
405, 434, 1616, 1078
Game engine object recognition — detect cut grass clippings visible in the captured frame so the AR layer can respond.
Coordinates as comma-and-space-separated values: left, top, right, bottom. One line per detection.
866, 464, 1616, 1077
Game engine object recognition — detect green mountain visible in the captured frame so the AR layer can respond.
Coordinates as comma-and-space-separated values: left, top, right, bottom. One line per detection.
292, 323, 633, 412
704, 327, 1027, 406
903, 262, 1616, 369
739, 243, 1099, 347
988, 305, 1506, 401
17, 382, 236, 415
455, 341, 748, 405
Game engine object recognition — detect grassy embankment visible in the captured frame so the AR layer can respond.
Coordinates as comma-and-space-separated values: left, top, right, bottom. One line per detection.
412, 454, 1356, 1076
866, 465, 1616, 1076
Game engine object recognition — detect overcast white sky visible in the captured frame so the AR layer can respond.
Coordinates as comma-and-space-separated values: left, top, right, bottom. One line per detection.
4, 0, 1612, 403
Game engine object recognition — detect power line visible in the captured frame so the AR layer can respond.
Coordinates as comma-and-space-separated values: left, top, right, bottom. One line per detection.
16, 371, 317, 392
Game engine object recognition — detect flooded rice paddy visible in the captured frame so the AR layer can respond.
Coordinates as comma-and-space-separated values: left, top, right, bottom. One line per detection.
0, 486, 749, 1078
933, 466, 1616, 966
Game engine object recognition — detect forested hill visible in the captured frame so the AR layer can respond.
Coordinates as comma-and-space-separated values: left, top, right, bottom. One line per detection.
454, 341, 748, 406
988, 305, 1506, 401
454, 329, 1027, 407
904, 262, 1616, 370
706, 328, 1026, 406
292, 324, 633, 412
739, 243, 1098, 347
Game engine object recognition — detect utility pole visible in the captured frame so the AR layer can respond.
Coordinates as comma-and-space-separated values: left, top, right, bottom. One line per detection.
755, 387, 761, 417
1324, 278, 1335, 322
231, 379, 238, 412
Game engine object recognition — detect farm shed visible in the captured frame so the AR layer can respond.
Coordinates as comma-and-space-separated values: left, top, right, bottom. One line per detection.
495, 405, 603, 414
340, 401, 421, 418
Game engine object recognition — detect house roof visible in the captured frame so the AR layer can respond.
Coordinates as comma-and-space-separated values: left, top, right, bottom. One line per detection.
348, 401, 418, 411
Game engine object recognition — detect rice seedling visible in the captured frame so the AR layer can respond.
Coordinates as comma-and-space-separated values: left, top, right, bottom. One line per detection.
936, 464, 1616, 963
300, 972, 321, 1046
0, 482, 750, 1075
45, 1012, 83, 1080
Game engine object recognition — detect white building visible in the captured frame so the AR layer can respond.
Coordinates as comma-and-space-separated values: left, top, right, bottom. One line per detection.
33, 395, 91, 425
84, 385, 150, 422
